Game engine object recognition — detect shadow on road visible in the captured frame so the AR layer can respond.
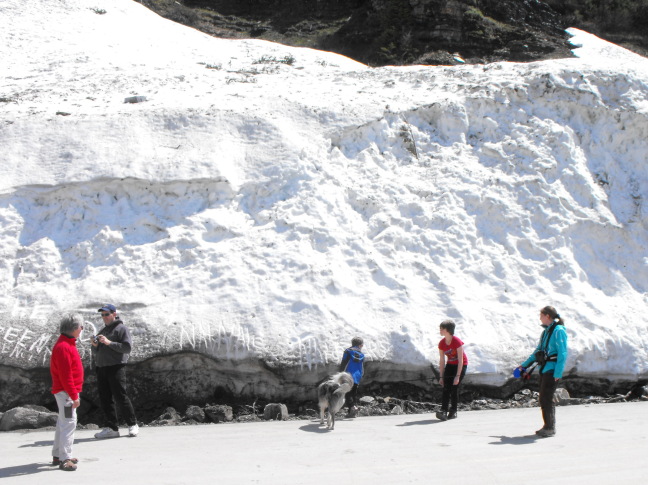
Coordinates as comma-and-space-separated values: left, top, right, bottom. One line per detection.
488, 434, 539, 445
0, 462, 56, 478
396, 419, 440, 426
19, 440, 53, 448
19, 436, 108, 449
299, 422, 336, 433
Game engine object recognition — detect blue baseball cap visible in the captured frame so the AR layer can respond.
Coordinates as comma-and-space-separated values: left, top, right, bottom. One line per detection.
98, 304, 117, 313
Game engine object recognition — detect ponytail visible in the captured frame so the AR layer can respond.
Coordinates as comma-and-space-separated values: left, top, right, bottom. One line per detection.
541, 305, 565, 326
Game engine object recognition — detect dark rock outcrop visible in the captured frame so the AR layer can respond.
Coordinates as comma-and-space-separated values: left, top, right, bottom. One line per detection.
142, 0, 573, 66
263, 403, 289, 420
151, 406, 183, 426
139, 0, 648, 65
184, 405, 206, 423
0, 406, 57, 431
204, 404, 234, 423
321, 0, 572, 65
3, 381, 646, 431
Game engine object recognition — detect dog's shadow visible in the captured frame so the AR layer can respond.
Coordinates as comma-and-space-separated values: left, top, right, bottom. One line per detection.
299, 421, 336, 433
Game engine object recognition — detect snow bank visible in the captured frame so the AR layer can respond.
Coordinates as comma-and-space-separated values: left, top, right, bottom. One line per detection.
1, 0, 647, 386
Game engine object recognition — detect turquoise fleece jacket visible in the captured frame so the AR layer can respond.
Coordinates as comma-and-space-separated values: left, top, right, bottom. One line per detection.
521, 322, 568, 378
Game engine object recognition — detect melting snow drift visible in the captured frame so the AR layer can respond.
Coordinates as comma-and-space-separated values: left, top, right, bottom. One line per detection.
1, 0, 647, 391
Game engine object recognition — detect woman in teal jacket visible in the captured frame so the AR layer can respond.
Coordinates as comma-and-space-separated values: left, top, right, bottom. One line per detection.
517, 305, 568, 437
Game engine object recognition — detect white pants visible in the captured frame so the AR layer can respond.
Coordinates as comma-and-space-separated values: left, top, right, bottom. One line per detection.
52, 391, 77, 461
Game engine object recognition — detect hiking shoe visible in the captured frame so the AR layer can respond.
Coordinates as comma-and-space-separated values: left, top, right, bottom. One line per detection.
435, 411, 448, 421
94, 427, 119, 439
59, 459, 77, 471
536, 428, 556, 437
52, 457, 78, 466
448, 410, 457, 420
345, 407, 358, 418
128, 424, 139, 437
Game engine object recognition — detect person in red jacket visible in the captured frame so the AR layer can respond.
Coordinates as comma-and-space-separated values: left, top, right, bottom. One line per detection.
50, 313, 85, 472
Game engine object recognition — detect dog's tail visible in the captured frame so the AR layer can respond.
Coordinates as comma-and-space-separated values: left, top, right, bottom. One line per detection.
333, 371, 354, 393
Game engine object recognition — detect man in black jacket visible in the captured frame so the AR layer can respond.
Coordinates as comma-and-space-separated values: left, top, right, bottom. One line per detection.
91, 304, 139, 438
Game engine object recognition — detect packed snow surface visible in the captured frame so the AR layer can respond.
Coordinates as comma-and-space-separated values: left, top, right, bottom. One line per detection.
1, 0, 647, 385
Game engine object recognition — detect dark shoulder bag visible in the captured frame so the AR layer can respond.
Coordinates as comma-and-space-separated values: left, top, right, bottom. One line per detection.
535, 322, 561, 367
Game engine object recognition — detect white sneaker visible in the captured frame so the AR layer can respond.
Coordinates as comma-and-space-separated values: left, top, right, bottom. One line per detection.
128, 424, 139, 437
94, 427, 119, 439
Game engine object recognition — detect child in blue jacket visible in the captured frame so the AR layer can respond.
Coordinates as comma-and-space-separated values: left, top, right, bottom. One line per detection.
339, 337, 365, 417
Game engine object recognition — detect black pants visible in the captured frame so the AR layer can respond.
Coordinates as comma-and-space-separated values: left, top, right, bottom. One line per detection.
345, 383, 359, 410
441, 364, 467, 412
539, 371, 558, 430
96, 364, 137, 430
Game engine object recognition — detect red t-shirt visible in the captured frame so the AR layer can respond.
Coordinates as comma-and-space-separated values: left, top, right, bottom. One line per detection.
438, 336, 468, 366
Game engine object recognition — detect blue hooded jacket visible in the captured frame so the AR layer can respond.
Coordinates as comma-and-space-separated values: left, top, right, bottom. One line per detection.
339, 346, 365, 384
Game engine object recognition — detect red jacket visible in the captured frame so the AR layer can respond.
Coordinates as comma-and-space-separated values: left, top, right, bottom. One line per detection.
50, 334, 84, 400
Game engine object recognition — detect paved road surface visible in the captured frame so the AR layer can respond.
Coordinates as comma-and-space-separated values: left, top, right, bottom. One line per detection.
2, 401, 646, 484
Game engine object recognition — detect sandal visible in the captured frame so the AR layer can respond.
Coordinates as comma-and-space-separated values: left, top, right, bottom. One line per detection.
58, 459, 78, 471
52, 457, 78, 466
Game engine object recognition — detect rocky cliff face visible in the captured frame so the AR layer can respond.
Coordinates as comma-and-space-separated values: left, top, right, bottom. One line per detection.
142, 0, 648, 66
184, 0, 361, 19
143, 0, 573, 65
2, 356, 640, 425
323, 0, 572, 65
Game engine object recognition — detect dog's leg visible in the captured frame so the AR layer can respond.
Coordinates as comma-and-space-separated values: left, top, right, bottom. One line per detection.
330, 410, 335, 430
319, 404, 325, 425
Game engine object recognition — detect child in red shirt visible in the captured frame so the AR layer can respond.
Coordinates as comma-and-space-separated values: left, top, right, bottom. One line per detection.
436, 320, 468, 420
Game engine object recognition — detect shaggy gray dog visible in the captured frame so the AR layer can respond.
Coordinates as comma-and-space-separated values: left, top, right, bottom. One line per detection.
318, 372, 353, 430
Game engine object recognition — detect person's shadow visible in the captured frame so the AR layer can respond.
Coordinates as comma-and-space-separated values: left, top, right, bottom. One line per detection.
488, 434, 539, 445
18, 439, 53, 448
396, 419, 441, 426
19, 436, 99, 448
0, 462, 56, 478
